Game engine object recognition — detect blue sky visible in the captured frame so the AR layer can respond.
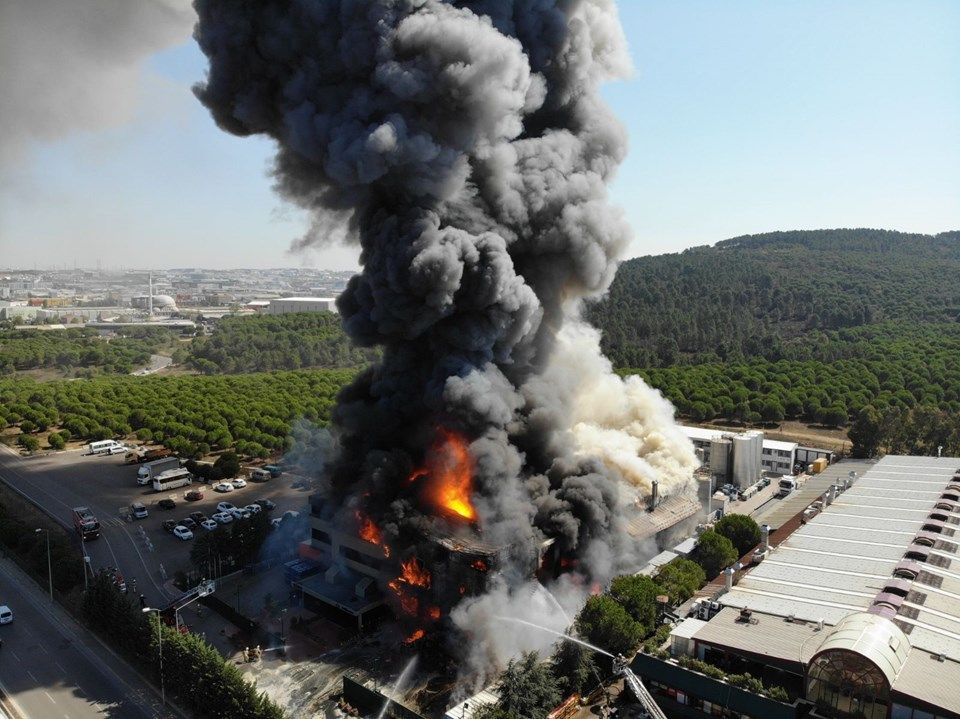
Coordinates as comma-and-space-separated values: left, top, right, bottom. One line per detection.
2, 1, 957, 270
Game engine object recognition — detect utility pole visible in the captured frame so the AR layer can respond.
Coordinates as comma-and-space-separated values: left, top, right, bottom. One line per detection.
142, 608, 165, 706
34, 529, 52, 600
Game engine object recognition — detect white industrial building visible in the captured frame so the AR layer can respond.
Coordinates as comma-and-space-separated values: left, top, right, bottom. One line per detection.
681, 425, 812, 486
265, 297, 338, 314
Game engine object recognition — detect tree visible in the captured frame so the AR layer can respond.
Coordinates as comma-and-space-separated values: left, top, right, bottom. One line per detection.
608, 574, 660, 635
575, 596, 644, 658
820, 404, 848, 428
849, 405, 883, 458
760, 400, 785, 424
714, 515, 762, 557
214, 451, 241, 479
692, 530, 738, 579
495, 652, 563, 719
654, 558, 705, 604
48, 432, 66, 450
17, 434, 40, 452
551, 639, 597, 697
18, 420, 36, 434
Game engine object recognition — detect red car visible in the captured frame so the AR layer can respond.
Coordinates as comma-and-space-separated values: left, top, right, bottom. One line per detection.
185, 489, 204, 501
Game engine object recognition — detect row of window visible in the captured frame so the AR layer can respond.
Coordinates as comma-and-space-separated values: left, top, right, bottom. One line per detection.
311, 528, 384, 571
892, 705, 953, 719
647, 680, 755, 719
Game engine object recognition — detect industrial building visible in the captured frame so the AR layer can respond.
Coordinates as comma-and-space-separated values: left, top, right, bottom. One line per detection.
633, 455, 960, 719
266, 296, 338, 314
680, 425, 835, 486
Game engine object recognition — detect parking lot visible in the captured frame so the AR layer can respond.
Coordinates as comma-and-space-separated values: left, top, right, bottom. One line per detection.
0, 444, 312, 606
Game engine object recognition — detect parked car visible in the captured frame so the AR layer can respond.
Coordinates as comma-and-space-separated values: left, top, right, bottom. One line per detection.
282, 510, 300, 521
185, 489, 204, 501
211, 512, 233, 525
200, 519, 218, 531
179, 517, 197, 531
189, 511, 207, 525
216, 502, 236, 513
158, 498, 176, 510
244, 503, 262, 515
263, 465, 283, 478
250, 468, 272, 482
162, 519, 178, 533
231, 477, 247, 489
0, 605, 13, 624
255, 499, 276, 511
107, 567, 127, 593
213, 482, 234, 493
130, 502, 148, 519
228, 507, 251, 520
270, 517, 283, 530
173, 525, 194, 541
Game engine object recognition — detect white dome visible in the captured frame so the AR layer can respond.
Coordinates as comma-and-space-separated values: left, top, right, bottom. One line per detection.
151, 295, 177, 308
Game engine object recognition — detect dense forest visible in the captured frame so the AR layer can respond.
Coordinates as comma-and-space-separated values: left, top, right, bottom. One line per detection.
0, 326, 177, 376
590, 229, 960, 367
0, 370, 352, 459
183, 312, 376, 373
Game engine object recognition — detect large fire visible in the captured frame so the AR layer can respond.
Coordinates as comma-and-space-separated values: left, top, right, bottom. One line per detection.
355, 510, 391, 557
409, 428, 477, 521
398, 557, 431, 588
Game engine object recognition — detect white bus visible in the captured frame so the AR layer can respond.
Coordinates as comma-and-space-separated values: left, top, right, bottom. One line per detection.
89, 440, 123, 455
152, 468, 193, 493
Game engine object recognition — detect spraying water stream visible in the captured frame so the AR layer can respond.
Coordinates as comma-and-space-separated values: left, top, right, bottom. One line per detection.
375, 655, 419, 719
494, 616, 613, 657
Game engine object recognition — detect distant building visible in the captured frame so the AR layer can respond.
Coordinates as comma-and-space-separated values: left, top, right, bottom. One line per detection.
681, 425, 818, 486
131, 294, 177, 311
266, 297, 338, 315
245, 300, 271, 313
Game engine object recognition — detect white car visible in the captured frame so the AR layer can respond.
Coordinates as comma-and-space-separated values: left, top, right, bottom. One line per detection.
244, 503, 262, 514
213, 482, 234, 493
173, 525, 194, 541
231, 477, 247, 489
0, 605, 12, 624
282, 510, 300, 521
216, 501, 236, 513
270, 517, 283, 530
212, 511, 233, 525
228, 507, 251, 520
200, 519, 218, 531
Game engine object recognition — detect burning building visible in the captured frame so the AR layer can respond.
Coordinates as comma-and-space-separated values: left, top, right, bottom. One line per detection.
195, 0, 700, 664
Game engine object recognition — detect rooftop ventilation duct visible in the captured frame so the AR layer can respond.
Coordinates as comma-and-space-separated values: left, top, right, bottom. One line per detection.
893, 560, 921, 580
904, 544, 931, 562
882, 578, 913, 597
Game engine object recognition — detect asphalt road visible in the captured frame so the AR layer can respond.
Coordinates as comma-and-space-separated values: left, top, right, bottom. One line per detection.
0, 558, 168, 719
131, 355, 173, 377
0, 444, 312, 611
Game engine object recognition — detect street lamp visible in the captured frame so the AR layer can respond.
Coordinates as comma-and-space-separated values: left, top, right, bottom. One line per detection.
142, 607, 165, 706
83, 555, 91, 591
34, 528, 52, 601
279, 608, 288, 644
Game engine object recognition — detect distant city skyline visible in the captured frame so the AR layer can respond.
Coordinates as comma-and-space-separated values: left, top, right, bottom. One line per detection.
1, 1, 957, 270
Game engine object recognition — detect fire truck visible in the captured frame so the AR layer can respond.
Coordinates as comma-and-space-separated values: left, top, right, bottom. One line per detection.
72, 506, 101, 541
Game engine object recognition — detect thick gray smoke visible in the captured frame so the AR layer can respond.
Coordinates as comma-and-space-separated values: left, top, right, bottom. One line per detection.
195, 0, 696, 673
0, 0, 194, 176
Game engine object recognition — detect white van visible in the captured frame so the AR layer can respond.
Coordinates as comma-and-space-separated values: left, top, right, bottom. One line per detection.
152, 468, 193, 493
89, 440, 121, 455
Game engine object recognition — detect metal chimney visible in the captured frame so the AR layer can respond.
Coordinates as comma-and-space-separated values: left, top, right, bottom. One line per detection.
724, 566, 735, 592
761, 524, 771, 552
649, 480, 659, 512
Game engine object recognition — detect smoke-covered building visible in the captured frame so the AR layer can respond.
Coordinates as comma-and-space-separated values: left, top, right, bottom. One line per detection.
633, 455, 960, 719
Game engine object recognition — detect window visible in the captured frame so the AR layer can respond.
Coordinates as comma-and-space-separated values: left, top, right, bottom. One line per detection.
341, 546, 382, 570
311, 528, 331, 544
807, 650, 890, 719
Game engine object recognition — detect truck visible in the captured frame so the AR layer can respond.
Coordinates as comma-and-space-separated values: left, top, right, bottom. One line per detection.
152, 468, 193, 493
126, 447, 173, 465
777, 477, 797, 498
72, 506, 101, 541
138, 456, 181, 485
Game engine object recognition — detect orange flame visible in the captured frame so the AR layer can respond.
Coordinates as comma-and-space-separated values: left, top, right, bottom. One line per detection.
404, 629, 426, 644
355, 511, 391, 557
387, 580, 420, 615
471, 559, 489, 572
427, 606, 441, 620
399, 557, 431, 588
409, 428, 477, 521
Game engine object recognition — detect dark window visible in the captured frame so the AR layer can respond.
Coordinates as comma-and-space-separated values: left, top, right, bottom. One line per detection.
341, 546, 382, 570
311, 528, 331, 544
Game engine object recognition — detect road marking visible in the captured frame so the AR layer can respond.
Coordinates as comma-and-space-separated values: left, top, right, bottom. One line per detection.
26, 670, 38, 683
54, 660, 67, 674
8, 649, 20, 662
44, 690, 56, 704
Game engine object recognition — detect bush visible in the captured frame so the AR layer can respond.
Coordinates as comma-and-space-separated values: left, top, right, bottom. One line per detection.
47, 433, 66, 450
18, 419, 36, 434
17, 435, 40, 452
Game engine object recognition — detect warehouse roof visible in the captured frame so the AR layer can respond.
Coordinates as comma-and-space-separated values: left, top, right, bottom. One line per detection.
699, 455, 960, 714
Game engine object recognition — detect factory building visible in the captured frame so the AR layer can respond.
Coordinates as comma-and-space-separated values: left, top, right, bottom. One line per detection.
266, 296, 338, 314
633, 455, 960, 719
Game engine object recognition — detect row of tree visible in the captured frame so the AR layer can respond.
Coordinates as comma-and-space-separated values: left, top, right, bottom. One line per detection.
182, 312, 377, 374
0, 326, 176, 376
849, 405, 960, 458
0, 369, 354, 459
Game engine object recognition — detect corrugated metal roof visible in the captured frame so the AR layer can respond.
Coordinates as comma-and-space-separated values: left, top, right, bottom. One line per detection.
691, 606, 824, 666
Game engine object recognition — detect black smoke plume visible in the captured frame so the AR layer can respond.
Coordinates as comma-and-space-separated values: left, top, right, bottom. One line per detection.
195, 0, 697, 669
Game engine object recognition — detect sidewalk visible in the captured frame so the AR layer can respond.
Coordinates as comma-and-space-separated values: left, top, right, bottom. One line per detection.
0, 554, 184, 719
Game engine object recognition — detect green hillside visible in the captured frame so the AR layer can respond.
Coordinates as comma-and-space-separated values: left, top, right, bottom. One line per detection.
590, 229, 960, 368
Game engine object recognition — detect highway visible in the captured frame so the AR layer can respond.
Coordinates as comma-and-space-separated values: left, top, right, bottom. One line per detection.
0, 557, 171, 719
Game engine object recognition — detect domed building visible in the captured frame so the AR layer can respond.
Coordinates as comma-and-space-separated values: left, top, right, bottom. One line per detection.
131, 294, 177, 311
